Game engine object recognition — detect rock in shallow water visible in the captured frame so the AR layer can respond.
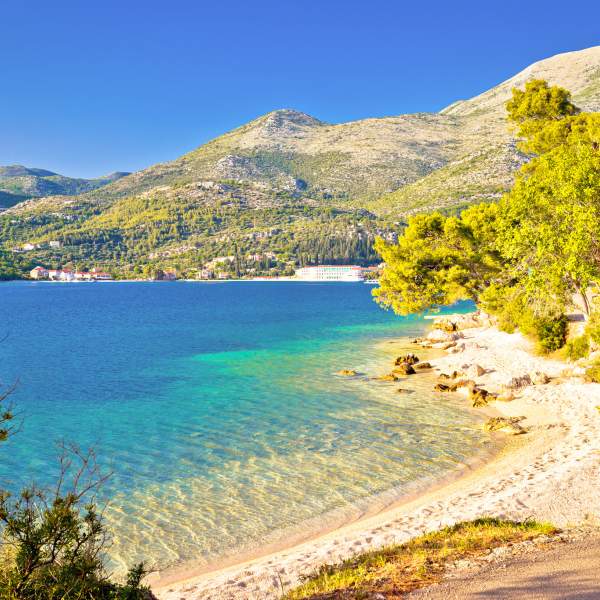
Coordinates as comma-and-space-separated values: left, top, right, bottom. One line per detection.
395, 353, 419, 366
394, 362, 416, 375
484, 416, 528, 435
337, 369, 358, 376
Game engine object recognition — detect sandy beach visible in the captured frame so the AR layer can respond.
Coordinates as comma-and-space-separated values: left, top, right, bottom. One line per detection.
154, 321, 600, 599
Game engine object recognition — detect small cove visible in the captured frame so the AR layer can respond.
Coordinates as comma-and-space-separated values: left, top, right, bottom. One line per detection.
0, 281, 495, 574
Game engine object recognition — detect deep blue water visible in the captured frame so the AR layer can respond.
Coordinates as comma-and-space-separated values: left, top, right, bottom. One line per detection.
0, 281, 489, 573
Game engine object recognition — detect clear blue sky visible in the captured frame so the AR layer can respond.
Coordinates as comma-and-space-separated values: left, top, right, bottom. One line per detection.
2, 0, 599, 178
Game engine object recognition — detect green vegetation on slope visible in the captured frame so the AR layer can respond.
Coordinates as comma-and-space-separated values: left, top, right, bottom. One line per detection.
0, 166, 129, 208
375, 79, 600, 354
285, 519, 557, 599
2, 48, 600, 278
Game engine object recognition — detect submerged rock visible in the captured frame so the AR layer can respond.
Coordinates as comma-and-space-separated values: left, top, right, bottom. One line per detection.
437, 370, 463, 381
484, 416, 527, 435
434, 383, 452, 392
337, 369, 358, 376
376, 373, 400, 382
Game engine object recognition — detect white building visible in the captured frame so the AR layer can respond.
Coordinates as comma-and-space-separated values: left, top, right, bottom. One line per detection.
295, 265, 364, 282
48, 269, 62, 280
90, 268, 113, 281
60, 270, 75, 282
49, 240, 61, 249
30, 266, 48, 279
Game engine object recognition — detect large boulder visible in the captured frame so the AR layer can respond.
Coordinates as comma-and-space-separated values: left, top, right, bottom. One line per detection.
426, 329, 463, 343
506, 374, 532, 390
465, 363, 486, 378
530, 371, 550, 385
394, 362, 416, 375
469, 387, 495, 407
431, 311, 495, 332
414, 361, 432, 370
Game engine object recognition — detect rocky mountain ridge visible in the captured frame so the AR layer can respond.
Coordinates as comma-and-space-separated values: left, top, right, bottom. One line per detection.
0, 165, 129, 209
2, 45, 600, 276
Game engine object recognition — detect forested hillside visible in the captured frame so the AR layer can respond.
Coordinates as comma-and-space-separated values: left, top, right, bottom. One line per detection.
0, 166, 128, 209
2, 46, 600, 278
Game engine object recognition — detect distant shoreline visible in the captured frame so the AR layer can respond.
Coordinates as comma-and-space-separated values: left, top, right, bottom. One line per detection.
4, 277, 375, 284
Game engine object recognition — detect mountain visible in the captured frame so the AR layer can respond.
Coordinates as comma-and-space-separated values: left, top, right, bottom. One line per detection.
2, 46, 600, 278
0, 166, 129, 209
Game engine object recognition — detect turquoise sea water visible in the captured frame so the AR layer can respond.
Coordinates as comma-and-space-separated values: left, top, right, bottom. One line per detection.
0, 281, 492, 574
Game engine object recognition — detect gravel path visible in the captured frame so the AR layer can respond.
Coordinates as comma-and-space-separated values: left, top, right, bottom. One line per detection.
408, 529, 600, 599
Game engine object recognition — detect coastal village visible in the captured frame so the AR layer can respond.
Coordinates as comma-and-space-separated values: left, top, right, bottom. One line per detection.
29, 266, 113, 281
28, 262, 381, 282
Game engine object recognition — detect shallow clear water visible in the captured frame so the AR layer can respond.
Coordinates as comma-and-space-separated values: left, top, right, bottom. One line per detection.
0, 281, 491, 573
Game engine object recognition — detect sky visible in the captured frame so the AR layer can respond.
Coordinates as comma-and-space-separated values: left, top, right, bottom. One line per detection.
2, 0, 599, 178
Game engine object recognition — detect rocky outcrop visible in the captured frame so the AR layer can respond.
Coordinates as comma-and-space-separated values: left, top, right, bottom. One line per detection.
430, 311, 495, 333
394, 363, 416, 376
426, 330, 464, 344
414, 362, 432, 370
395, 354, 419, 366
470, 387, 496, 407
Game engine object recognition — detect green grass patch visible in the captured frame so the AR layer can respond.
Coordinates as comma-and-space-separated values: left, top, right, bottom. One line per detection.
283, 518, 557, 599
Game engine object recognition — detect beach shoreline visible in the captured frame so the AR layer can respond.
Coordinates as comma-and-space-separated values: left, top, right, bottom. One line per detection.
154, 322, 600, 599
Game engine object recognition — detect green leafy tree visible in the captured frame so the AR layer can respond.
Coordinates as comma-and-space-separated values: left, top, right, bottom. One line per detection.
376, 79, 600, 351
506, 79, 579, 153
498, 143, 600, 315
373, 203, 502, 314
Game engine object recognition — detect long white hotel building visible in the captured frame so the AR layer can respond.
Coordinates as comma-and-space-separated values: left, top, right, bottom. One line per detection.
294, 265, 364, 282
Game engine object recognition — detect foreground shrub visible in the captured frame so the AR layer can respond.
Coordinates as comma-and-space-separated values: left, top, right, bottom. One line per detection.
585, 360, 600, 383
585, 302, 600, 346
530, 314, 568, 353
563, 335, 590, 361
0, 446, 155, 600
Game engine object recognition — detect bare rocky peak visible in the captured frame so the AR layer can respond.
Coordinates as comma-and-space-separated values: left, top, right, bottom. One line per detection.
0, 165, 57, 179
231, 109, 325, 149
261, 109, 324, 129
441, 45, 600, 117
